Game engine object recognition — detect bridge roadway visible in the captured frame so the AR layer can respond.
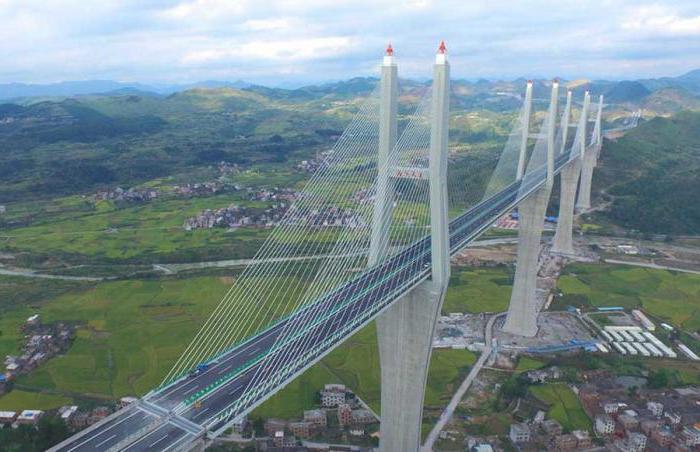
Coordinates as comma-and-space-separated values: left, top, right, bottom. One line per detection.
52, 152, 572, 452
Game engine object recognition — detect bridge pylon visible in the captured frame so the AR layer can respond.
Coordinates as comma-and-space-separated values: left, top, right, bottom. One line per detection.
552, 91, 590, 255
576, 94, 604, 212
371, 42, 450, 452
502, 80, 559, 337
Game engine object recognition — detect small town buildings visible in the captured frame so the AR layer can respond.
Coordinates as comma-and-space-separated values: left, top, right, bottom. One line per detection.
288, 421, 313, 439
337, 403, 352, 426
572, 430, 591, 448
595, 414, 615, 435
303, 409, 327, 427
348, 427, 364, 436
88, 406, 110, 424
651, 426, 674, 447
272, 430, 296, 448
0, 411, 17, 424
26, 314, 40, 326
509, 422, 531, 443
118, 396, 138, 408
647, 401, 663, 417
618, 413, 640, 430
16, 410, 44, 425
542, 419, 563, 436
533, 410, 546, 424
320, 384, 347, 407
264, 418, 287, 436
681, 426, 700, 447
641, 418, 662, 435
632, 309, 655, 331
525, 366, 562, 384
603, 401, 623, 414
58, 405, 78, 423
553, 433, 577, 451
665, 411, 682, 425
628, 432, 647, 451
69, 412, 90, 429
350, 409, 375, 425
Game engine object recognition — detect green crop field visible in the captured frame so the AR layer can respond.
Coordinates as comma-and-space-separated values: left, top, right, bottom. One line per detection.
0, 272, 476, 417
556, 263, 700, 331
530, 383, 591, 432
443, 266, 514, 314
515, 356, 546, 373
0, 390, 73, 411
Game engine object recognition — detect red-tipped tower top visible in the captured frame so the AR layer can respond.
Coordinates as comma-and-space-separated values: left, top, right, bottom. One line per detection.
386, 43, 393, 56
527, 79, 533, 84
438, 40, 447, 54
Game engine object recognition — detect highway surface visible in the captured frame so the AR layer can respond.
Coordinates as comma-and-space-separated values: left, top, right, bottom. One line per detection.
51, 151, 574, 452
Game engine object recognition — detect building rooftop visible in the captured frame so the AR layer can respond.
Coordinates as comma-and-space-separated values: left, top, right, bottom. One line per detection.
18, 410, 43, 420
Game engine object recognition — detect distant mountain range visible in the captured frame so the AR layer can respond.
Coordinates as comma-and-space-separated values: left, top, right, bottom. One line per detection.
2, 69, 699, 120
0, 79, 253, 101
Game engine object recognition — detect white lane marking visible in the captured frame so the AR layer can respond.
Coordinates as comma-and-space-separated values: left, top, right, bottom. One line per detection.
94, 434, 117, 448
156, 327, 278, 401
161, 433, 194, 452
66, 410, 141, 452
184, 386, 199, 396
149, 434, 171, 448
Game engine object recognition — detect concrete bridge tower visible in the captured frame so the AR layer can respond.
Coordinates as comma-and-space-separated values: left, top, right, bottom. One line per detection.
552, 91, 590, 255
502, 80, 559, 337
576, 94, 604, 212
371, 42, 450, 452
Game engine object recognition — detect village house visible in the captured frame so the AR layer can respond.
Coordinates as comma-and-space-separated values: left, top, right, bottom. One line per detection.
16, 410, 43, 425
595, 414, 615, 435
321, 384, 347, 407
509, 422, 531, 443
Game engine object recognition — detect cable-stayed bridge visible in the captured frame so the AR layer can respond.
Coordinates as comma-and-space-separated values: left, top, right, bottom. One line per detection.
51, 43, 607, 452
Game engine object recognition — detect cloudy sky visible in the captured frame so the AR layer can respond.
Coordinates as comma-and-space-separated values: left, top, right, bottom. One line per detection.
1, 0, 699, 86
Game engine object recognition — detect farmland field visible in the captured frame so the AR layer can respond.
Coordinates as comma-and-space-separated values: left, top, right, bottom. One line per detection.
0, 272, 476, 418
443, 266, 513, 314
529, 383, 591, 431
556, 263, 700, 331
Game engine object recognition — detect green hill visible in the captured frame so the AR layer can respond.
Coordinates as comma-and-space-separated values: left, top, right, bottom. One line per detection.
595, 111, 700, 234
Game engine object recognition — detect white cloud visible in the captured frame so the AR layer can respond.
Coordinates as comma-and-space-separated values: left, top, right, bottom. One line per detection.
180, 36, 356, 64
622, 6, 700, 36
0, 0, 698, 84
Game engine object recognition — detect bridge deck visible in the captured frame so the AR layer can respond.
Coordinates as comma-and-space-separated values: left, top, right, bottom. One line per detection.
52, 152, 574, 452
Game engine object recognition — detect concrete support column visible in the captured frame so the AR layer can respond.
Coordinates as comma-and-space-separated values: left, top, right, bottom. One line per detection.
551, 159, 581, 255
576, 149, 596, 212
502, 80, 558, 337
377, 280, 445, 451
377, 42, 450, 452
501, 184, 552, 336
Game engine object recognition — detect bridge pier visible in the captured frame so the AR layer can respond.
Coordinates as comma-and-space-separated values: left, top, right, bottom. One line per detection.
501, 184, 552, 336
575, 146, 596, 212
576, 95, 603, 212
377, 280, 446, 451
503, 80, 559, 337
373, 43, 450, 452
551, 159, 581, 255
553, 91, 590, 255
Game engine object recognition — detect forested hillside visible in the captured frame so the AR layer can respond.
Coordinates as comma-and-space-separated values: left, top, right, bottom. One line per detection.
596, 111, 700, 234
